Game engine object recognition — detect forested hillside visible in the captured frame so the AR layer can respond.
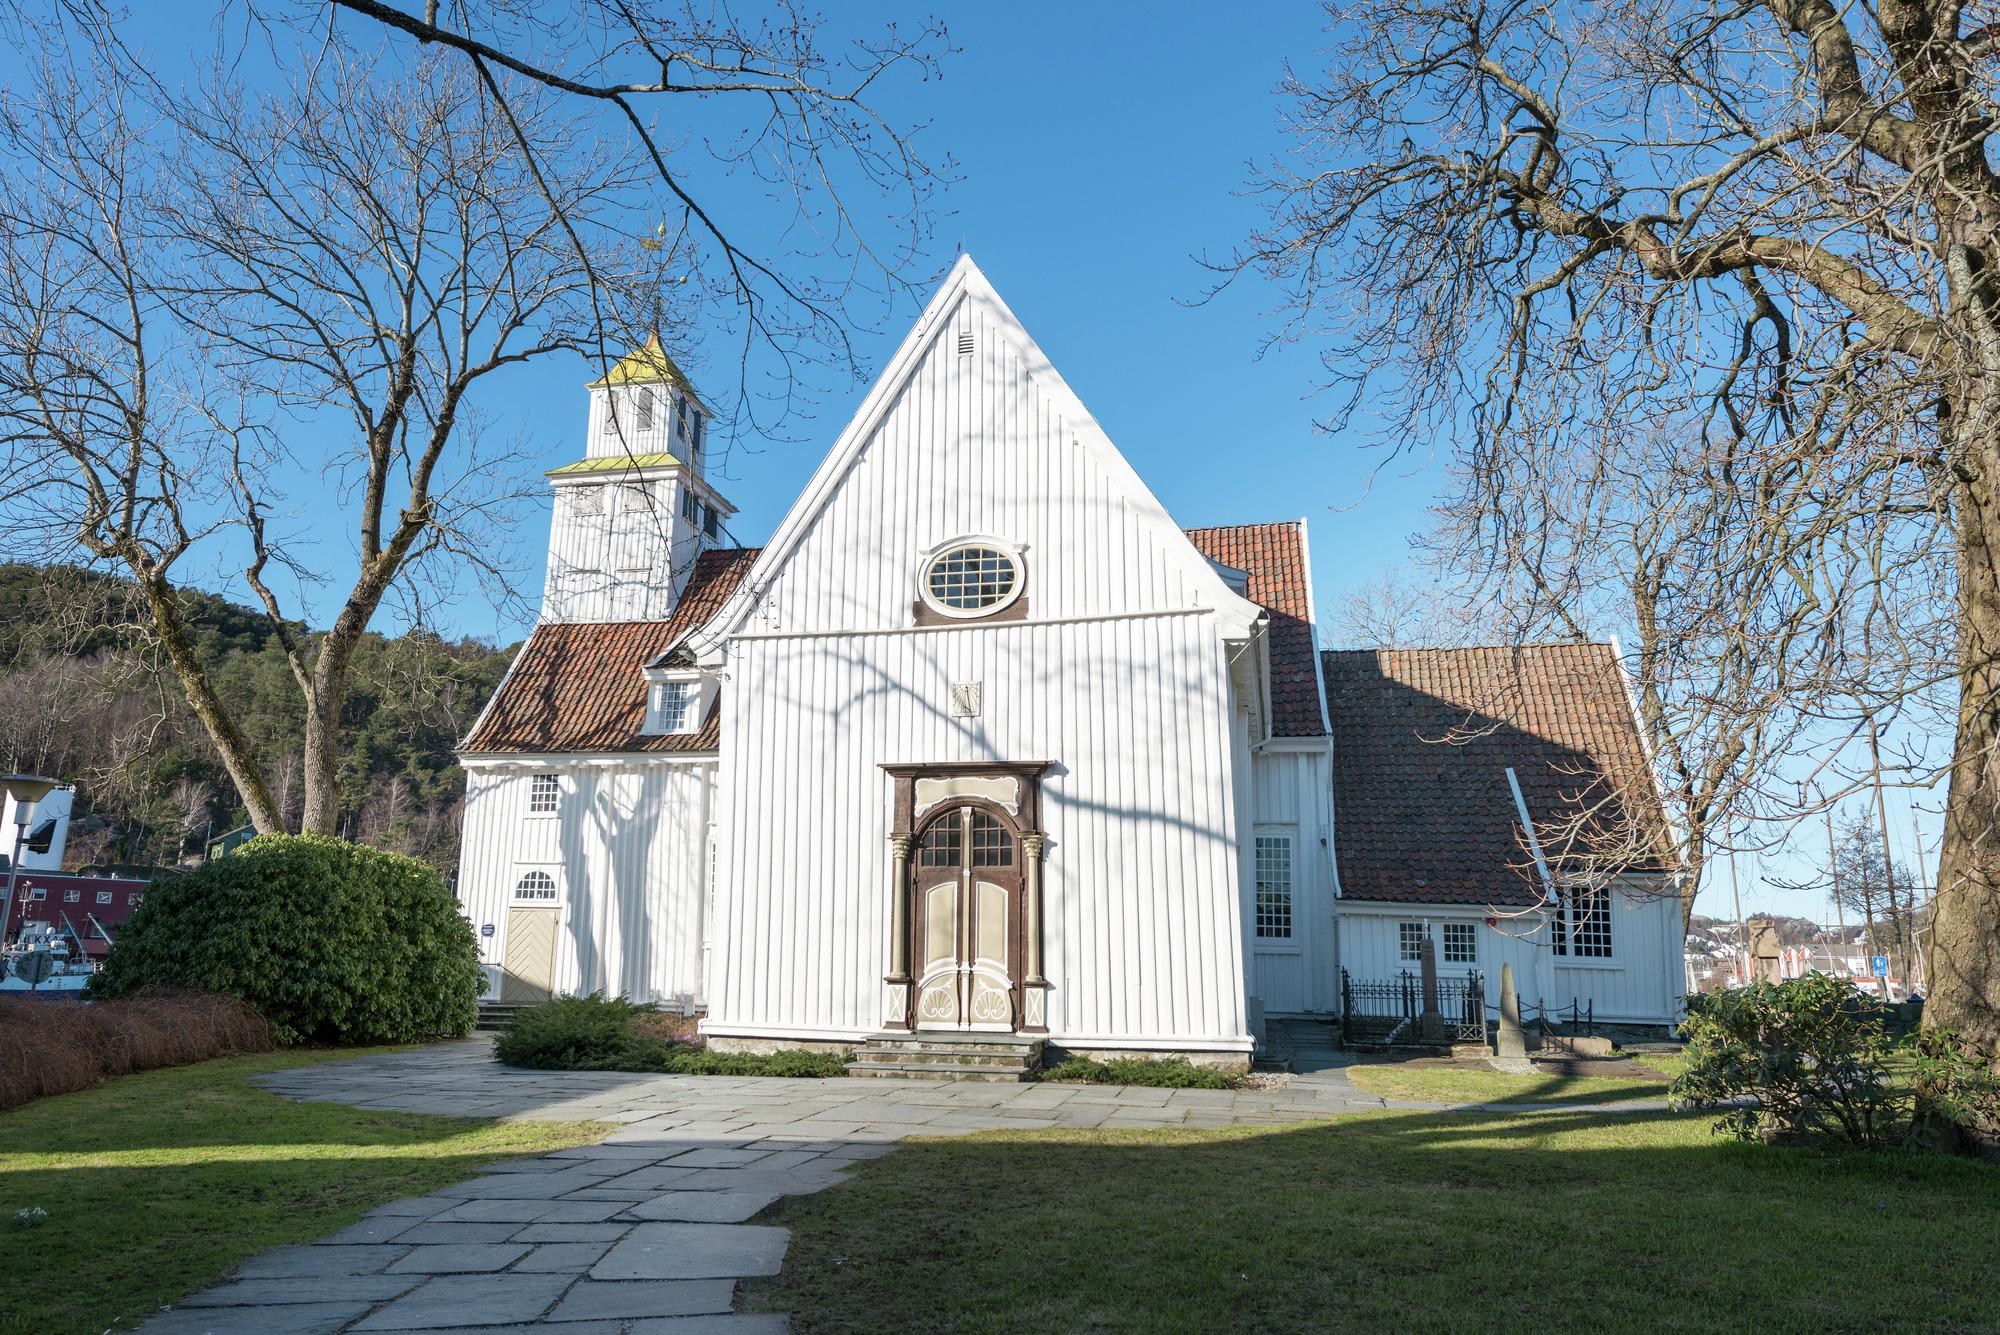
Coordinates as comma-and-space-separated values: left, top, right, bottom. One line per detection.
0, 565, 514, 878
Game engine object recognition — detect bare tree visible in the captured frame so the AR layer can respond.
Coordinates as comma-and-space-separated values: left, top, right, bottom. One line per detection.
1236, 2, 2000, 1058
317, 0, 954, 438
1320, 564, 1503, 649
0, 3, 947, 840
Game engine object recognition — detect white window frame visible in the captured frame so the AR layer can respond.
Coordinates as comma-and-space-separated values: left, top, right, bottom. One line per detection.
1442, 920, 1478, 965
62, 889, 79, 904
917, 536, 1026, 621
613, 483, 655, 572
25, 887, 45, 902
641, 668, 718, 737
94, 890, 113, 905
526, 773, 561, 818
1551, 883, 1616, 963
1398, 921, 1426, 963
634, 386, 656, 433
653, 679, 700, 734
1252, 828, 1296, 944
510, 865, 563, 906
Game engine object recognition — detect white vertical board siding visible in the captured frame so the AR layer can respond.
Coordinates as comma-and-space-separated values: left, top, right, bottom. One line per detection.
746, 292, 1216, 634
1334, 886, 1681, 1025
458, 760, 713, 1005
542, 478, 698, 624
708, 612, 1252, 1048
1248, 746, 1336, 1014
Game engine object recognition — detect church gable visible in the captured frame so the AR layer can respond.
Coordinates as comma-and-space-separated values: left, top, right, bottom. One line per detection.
696, 257, 1261, 644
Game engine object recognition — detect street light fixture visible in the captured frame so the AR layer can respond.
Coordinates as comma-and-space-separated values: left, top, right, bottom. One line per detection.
1, 774, 59, 954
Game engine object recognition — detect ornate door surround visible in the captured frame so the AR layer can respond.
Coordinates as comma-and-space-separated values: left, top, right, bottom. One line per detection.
880, 762, 1052, 1034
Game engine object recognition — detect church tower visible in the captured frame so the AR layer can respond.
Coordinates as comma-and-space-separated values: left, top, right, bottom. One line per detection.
540, 336, 735, 623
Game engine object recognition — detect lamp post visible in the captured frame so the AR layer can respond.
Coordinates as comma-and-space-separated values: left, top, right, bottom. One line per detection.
0, 774, 58, 954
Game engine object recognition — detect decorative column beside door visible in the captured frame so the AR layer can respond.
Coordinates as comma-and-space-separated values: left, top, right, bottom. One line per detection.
1020, 833, 1048, 1032
882, 833, 914, 1028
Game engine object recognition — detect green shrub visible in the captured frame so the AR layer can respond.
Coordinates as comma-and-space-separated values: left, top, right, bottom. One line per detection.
1041, 1055, 1242, 1089
493, 993, 660, 1069
494, 994, 850, 1077
1673, 974, 1905, 1147
90, 833, 482, 1045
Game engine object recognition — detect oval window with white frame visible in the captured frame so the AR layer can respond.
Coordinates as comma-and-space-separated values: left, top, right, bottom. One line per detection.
920, 541, 1024, 620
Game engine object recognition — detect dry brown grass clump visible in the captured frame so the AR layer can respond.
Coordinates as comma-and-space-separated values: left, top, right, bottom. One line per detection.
0, 987, 272, 1111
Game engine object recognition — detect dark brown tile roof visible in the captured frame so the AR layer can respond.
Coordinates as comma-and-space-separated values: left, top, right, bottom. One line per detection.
1322, 643, 1676, 905
462, 548, 758, 754
1184, 522, 1327, 737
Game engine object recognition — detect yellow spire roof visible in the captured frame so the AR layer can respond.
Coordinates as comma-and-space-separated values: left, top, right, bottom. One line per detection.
585, 334, 702, 404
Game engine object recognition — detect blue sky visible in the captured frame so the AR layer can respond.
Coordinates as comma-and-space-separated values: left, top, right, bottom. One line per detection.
13, 4, 1937, 923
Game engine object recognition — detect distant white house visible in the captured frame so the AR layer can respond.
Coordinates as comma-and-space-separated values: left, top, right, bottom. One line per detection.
456, 256, 1684, 1069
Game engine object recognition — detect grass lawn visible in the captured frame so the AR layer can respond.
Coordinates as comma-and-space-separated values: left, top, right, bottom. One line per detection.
0, 1050, 608, 1335
1344, 1062, 1673, 1106
742, 1108, 2000, 1333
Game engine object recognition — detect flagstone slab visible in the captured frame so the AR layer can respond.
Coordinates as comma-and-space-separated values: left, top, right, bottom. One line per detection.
353, 1274, 574, 1330
545, 1278, 736, 1322
591, 1223, 789, 1281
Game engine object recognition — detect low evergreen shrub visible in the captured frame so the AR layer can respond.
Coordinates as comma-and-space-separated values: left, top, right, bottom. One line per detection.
1674, 974, 2000, 1153
494, 993, 850, 1077
1041, 1055, 1242, 1089
90, 833, 482, 1045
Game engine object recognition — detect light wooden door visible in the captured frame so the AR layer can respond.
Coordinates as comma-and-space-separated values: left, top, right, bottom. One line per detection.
501, 906, 559, 1003
911, 806, 1019, 1031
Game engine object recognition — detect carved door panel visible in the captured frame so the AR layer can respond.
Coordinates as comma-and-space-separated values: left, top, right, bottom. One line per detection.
911, 805, 1019, 1032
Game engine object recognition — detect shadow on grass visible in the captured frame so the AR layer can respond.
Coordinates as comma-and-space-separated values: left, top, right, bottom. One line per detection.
743, 1106, 2000, 1334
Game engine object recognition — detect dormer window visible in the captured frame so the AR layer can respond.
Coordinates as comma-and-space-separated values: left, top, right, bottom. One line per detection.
643, 667, 717, 737
654, 681, 698, 733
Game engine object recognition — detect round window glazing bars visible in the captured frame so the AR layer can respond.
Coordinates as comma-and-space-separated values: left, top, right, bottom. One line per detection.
920, 542, 1023, 619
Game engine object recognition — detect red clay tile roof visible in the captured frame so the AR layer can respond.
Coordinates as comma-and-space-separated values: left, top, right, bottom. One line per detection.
1322, 643, 1676, 905
1184, 522, 1327, 737
462, 548, 758, 754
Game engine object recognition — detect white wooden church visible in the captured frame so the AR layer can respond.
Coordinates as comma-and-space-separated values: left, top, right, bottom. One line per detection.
458, 257, 1684, 1068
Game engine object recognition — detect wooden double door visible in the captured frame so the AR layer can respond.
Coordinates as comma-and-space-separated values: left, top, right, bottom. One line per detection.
910, 803, 1022, 1031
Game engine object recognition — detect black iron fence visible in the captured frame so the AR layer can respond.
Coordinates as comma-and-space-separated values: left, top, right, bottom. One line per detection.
1340, 967, 1487, 1048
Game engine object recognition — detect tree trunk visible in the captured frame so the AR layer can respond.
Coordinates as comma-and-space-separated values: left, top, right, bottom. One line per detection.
138, 571, 286, 836
1925, 447, 2000, 1063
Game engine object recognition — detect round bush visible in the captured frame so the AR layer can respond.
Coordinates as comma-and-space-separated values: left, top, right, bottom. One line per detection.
90, 833, 483, 1045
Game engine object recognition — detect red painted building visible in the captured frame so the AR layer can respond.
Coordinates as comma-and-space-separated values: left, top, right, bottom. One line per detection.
4, 872, 148, 957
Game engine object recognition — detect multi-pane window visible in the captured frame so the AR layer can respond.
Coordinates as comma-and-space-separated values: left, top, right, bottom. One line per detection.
917, 808, 1014, 869
1443, 921, 1477, 964
1553, 887, 1614, 958
923, 544, 1020, 615
1254, 835, 1293, 939
566, 487, 603, 519
917, 817, 961, 868
970, 810, 1013, 866
528, 773, 560, 815
513, 869, 558, 903
62, 889, 79, 904
1398, 921, 1426, 962
654, 681, 699, 734
95, 890, 112, 905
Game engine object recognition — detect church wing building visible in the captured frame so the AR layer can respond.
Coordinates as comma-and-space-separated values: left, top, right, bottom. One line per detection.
457, 256, 1682, 1069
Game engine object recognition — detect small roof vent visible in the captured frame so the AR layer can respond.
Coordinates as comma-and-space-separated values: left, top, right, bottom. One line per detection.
957, 330, 975, 356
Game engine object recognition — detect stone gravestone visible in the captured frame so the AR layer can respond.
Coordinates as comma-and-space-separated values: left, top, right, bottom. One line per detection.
1746, 916, 1784, 985
1418, 932, 1445, 1043
1491, 962, 1535, 1071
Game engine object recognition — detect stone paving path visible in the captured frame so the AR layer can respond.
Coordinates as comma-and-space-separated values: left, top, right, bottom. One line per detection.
141, 1032, 1671, 1334
139, 1038, 1392, 1334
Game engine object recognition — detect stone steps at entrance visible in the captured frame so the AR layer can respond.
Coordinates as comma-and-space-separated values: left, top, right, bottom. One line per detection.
847, 1031, 1046, 1082
475, 1001, 530, 1032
